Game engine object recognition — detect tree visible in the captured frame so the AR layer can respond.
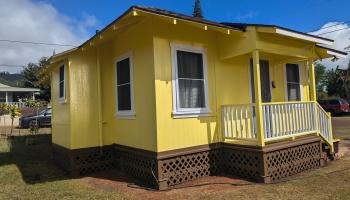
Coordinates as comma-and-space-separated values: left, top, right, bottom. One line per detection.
315, 63, 327, 93
7, 104, 20, 135
193, 0, 204, 18
326, 65, 350, 100
21, 57, 51, 101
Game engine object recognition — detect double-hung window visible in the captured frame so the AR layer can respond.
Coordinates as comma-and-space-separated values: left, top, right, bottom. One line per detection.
115, 54, 134, 117
171, 44, 210, 117
59, 65, 66, 101
286, 63, 301, 101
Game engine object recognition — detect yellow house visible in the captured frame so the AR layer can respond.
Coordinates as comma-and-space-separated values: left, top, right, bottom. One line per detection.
48, 6, 347, 190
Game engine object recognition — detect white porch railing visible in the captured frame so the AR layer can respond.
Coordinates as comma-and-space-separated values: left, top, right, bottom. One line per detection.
317, 104, 334, 150
6, 102, 26, 109
222, 101, 334, 152
221, 104, 257, 140
262, 102, 316, 141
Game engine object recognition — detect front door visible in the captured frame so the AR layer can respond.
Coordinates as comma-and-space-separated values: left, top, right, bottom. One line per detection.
250, 60, 272, 103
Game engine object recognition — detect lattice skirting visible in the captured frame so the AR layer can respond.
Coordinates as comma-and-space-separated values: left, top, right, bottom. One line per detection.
52, 136, 323, 190
52, 144, 115, 176
264, 141, 322, 182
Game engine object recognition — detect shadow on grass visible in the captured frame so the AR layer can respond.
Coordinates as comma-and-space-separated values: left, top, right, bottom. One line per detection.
0, 135, 145, 188
0, 135, 71, 184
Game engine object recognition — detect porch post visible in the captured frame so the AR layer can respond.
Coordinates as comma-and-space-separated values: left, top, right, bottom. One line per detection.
308, 59, 317, 101
5, 92, 8, 103
252, 50, 265, 147
32, 92, 35, 100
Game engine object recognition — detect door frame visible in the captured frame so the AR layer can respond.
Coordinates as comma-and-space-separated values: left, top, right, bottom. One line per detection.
249, 58, 272, 104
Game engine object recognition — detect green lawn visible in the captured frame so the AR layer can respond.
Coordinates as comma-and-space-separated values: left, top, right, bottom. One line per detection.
0, 117, 350, 200
194, 157, 350, 200
0, 140, 129, 200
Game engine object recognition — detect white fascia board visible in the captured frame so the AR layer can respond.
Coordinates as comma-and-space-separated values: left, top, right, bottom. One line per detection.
326, 50, 347, 58
275, 28, 334, 46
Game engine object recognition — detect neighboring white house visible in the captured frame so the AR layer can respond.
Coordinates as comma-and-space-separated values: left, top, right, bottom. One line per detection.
0, 83, 40, 108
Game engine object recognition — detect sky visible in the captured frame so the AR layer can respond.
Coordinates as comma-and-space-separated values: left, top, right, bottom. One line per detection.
1, 0, 350, 73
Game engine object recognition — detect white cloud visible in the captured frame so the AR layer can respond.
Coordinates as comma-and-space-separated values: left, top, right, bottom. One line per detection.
309, 22, 350, 70
235, 11, 259, 22
0, 0, 98, 73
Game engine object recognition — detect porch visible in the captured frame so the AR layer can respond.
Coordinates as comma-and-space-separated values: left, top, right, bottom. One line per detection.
220, 50, 335, 154
0, 83, 40, 108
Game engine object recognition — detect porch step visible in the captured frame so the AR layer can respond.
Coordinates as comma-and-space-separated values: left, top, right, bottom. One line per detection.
321, 140, 340, 160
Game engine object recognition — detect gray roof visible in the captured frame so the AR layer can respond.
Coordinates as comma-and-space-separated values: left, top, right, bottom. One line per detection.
0, 83, 40, 92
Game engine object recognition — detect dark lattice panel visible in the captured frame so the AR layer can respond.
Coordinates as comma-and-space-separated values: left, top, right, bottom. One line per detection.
265, 142, 321, 181
74, 148, 115, 176
116, 151, 158, 188
52, 144, 72, 172
223, 148, 262, 180
158, 149, 222, 186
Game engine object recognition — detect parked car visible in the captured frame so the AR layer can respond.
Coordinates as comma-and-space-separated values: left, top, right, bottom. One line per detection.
19, 108, 52, 128
318, 99, 349, 115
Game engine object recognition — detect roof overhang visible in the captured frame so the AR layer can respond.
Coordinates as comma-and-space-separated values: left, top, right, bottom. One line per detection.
257, 26, 334, 46
315, 45, 348, 59
49, 6, 244, 63
0, 87, 40, 92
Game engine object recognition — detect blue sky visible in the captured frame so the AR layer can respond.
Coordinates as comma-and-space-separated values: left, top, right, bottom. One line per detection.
1, 0, 350, 73
41, 0, 350, 35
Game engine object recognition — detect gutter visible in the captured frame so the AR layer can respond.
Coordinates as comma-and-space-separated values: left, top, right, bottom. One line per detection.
96, 46, 103, 149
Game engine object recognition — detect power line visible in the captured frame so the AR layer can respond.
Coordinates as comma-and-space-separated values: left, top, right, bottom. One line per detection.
317, 27, 350, 35
0, 64, 25, 68
0, 39, 77, 47
308, 21, 350, 32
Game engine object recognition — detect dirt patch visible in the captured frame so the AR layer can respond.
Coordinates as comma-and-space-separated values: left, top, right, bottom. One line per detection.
338, 140, 350, 158
332, 116, 350, 129
78, 171, 252, 200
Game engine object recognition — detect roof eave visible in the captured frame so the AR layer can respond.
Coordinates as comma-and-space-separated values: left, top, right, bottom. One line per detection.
316, 44, 348, 58
257, 26, 334, 45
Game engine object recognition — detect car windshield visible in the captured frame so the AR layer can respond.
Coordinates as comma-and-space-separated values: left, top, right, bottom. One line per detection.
329, 100, 340, 105
38, 108, 51, 115
340, 99, 349, 104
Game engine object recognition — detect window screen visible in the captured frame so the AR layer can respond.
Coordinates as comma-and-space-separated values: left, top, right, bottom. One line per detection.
116, 58, 132, 111
176, 50, 206, 108
59, 65, 65, 99
286, 64, 301, 101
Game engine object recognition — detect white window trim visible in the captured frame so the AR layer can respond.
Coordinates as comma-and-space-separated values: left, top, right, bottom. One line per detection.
284, 63, 303, 101
115, 52, 135, 119
58, 64, 66, 103
171, 43, 210, 118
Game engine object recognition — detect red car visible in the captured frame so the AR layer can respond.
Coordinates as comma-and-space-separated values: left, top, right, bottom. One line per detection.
319, 99, 350, 115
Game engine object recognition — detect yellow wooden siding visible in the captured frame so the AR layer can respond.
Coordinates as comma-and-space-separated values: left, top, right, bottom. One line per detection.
51, 17, 157, 151
51, 61, 71, 148
153, 19, 255, 152
69, 48, 100, 149
99, 17, 157, 151
51, 14, 319, 152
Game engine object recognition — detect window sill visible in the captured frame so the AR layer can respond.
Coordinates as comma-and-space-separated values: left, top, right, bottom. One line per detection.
172, 111, 212, 119
58, 98, 67, 104
115, 112, 136, 120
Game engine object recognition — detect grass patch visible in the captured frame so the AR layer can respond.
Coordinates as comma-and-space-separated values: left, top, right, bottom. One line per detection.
0, 140, 129, 200
194, 156, 350, 200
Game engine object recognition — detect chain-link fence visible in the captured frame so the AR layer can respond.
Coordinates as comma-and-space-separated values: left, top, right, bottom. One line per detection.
0, 110, 52, 141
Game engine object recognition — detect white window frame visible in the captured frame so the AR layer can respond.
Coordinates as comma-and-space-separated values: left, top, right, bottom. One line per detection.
58, 64, 66, 103
284, 63, 303, 101
115, 52, 135, 119
171, 43, 210, 118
